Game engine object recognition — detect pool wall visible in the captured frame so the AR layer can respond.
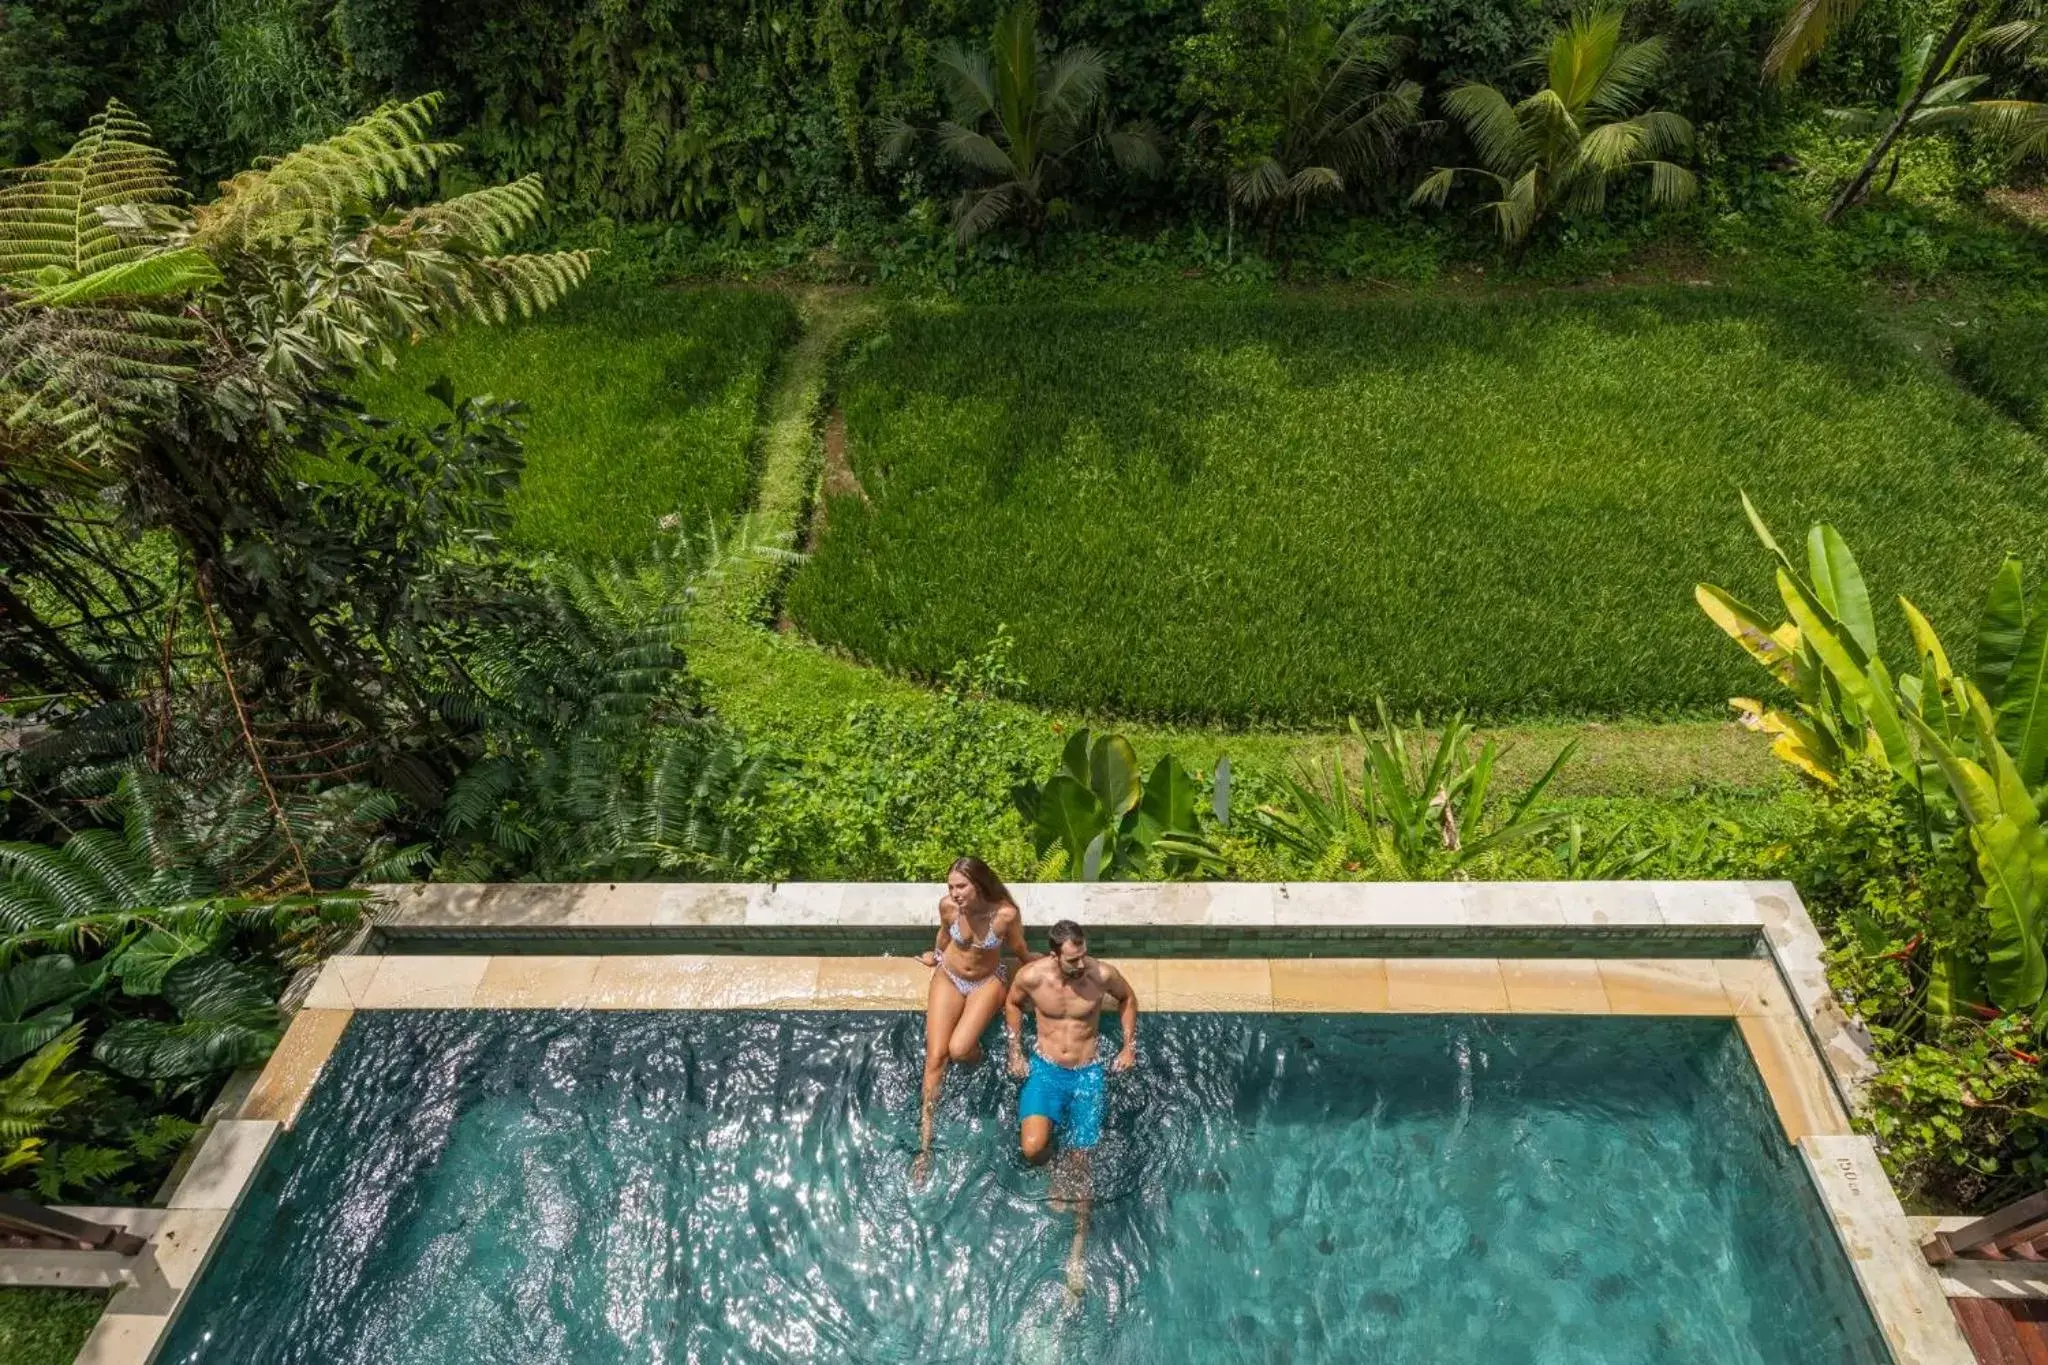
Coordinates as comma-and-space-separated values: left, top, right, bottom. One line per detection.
70, 880, 1972, 1365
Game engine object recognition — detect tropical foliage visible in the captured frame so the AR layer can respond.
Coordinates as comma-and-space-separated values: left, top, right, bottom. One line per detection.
882, 1, 1162, 242
1250, 705, 1573, 878
1011, 729, 1229, 880
1410, 9, 1696, 245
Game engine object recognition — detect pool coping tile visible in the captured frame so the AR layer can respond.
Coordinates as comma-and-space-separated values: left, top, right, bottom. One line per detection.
1269, 959, 1390, 1011
1151, 958, 1273, 1010
359, 955, 488, 1010
1384, 958, 1509, 1012
1596, 959, 1733, 1015
1739, 1012, 1853, 1143
239, 1008, 353, 1127
473, 956, 602, 1008
586, 955, 822, 1009
814, 957, 930, 1009
1799, 1135, 1975, 1363
1499, 959, 1610, 1013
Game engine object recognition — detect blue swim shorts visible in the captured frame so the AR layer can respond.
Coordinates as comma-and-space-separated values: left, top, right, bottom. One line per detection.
1019, 1053, 1106, 1149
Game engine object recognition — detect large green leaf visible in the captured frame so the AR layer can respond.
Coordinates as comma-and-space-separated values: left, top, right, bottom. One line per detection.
1810, 524, 1877, 661
1780, 569, 1915, 782
1695, 584, 1800, 689
1907, 710, 1999, 825
1975, 813, 2048, 1013
92, 955, 281, 1081
1087, 734, 1142, 818
1138, 755, 1201, 838
1059, 730, 1092, 786
1977, 557, 2028, 706
1033, 774, 1107, 877
94, 1017, 280, 1080
106, 926, 219, 998
0, 957, 86, 1067
2000, 583, 2048, 788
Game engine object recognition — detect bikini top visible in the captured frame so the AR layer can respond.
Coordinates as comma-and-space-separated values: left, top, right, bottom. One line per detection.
949, 912, 1001, 950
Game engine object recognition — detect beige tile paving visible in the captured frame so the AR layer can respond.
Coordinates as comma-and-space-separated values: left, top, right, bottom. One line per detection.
1385, 958, 1509, 1012
1715, 959, 1795, 1017
815, 957, 931, 1009
359, 956, 489, 1009
1500, 959, 1610, 1014
1597, 959, 1733, 1015
1270, 959, 1390, 1011
302, 955, 382, 1009
74, 1309, 172, 1364
587, 955, 821, 1009
473, 956, 601, 1008
1153, 959, 1273, 1010
1107, 959, 1159, 1007
240, 1008, 352, 1126
1740, 1011, 1852, 1141
167, 1121, 277, 1211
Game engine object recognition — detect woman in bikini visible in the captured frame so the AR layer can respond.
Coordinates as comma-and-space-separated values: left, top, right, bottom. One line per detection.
913, 856, 1035, 1185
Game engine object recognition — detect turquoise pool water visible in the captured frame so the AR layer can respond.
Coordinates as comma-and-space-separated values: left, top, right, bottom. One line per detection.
163, 1012, 1886, 1363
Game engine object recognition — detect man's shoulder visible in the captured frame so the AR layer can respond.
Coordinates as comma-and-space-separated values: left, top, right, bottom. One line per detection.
1015, 957, 1054, 986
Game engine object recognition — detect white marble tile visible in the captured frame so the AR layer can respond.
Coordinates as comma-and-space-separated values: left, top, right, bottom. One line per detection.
1277, 881, 1469, 926
834, 883, 935, 925
652, 883, 766, 926
1798, 1135, 1974, 1363
1651, 880, 1760, 925
1552, 881, 1662, 925
745, 882, 847, 926
1084, 883, 1210, 925
167, 1121, 277, 1211
1206, 883, 1277, 927
1464, 881, 1566, 926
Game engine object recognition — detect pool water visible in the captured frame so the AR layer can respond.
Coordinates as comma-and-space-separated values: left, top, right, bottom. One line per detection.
163, 1011, 1886, 1363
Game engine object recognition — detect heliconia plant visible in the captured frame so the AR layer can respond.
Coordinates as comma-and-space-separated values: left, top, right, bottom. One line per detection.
1699, 494, 2048, 1018
1010, 729, 1229, 881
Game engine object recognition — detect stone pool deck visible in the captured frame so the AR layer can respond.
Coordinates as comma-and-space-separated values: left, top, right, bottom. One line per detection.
70, 880, 1972, 1365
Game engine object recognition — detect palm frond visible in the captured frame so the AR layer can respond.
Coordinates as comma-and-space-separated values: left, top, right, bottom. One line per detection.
936, 123, 1020, 179
1766, 0, 1869, 83
1443, 83, 1528, 176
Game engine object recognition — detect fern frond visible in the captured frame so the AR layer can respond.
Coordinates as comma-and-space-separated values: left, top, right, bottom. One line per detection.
403, 177, 550, 253
0, 100, 180, 283
194, 94, 457, 247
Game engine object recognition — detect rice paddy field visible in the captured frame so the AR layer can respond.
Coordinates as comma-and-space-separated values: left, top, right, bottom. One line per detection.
355, 285, 795, 560
786, 290, 2048, 723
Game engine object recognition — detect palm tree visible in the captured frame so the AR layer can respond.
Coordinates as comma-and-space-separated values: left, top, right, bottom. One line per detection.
1221, 16, 1422, 254
1828, 32, 1994, 195
882, 1, 1161, 243
1410, 9, 1695, 246
1766, 0, 2046, 219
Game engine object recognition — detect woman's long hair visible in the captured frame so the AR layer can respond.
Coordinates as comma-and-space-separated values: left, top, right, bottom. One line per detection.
949, 856, 1015, 910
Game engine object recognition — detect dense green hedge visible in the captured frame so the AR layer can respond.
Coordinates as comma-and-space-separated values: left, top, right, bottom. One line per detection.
2, 0, 1919, 235
787, 289, 2048, 722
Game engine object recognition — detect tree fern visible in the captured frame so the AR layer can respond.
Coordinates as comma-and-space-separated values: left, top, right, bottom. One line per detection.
193, 94, 456, 247
0, 101, 180, 284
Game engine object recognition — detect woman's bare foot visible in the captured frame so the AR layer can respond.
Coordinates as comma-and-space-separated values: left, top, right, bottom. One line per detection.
911, 1150, 931, 1190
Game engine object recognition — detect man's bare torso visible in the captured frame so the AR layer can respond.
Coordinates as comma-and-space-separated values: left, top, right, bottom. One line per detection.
1016, 959, 1126, 1067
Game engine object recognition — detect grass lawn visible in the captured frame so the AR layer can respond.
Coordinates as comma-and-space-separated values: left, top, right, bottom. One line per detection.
0, 1289, 104, 1364
1955, 313, 2048, 433
355, 284, 796, 560
785, 289, 2048, 723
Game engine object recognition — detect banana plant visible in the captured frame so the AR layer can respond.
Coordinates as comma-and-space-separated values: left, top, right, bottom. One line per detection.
1011, 730, 1229, 880
1699, 496, 2048, 1017
1253, 703, 1575, 878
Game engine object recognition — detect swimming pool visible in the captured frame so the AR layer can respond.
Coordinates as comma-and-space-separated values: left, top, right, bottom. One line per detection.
162, 1010, 1886, 1363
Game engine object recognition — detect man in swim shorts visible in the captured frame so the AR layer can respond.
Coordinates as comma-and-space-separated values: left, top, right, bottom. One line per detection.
1005, 920, 1138, 1295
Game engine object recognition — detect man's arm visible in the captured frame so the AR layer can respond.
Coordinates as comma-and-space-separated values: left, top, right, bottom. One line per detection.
1105, 965, 1138, 1071
1004, 968, 1032, 1078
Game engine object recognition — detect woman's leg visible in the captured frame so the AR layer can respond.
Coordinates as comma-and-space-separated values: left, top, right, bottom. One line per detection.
947, 974, 1007, 1064
914, 970, 967, 1187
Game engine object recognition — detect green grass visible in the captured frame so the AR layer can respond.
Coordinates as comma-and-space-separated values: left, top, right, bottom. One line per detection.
1955, 314, 2048, 433
0, 1289, 104, 1364
355, 284, 796, 560
786, 289, 2048, 723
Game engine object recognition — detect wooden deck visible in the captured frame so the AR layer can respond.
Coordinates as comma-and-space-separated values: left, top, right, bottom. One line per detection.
1952, 1297, 2048, 1364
